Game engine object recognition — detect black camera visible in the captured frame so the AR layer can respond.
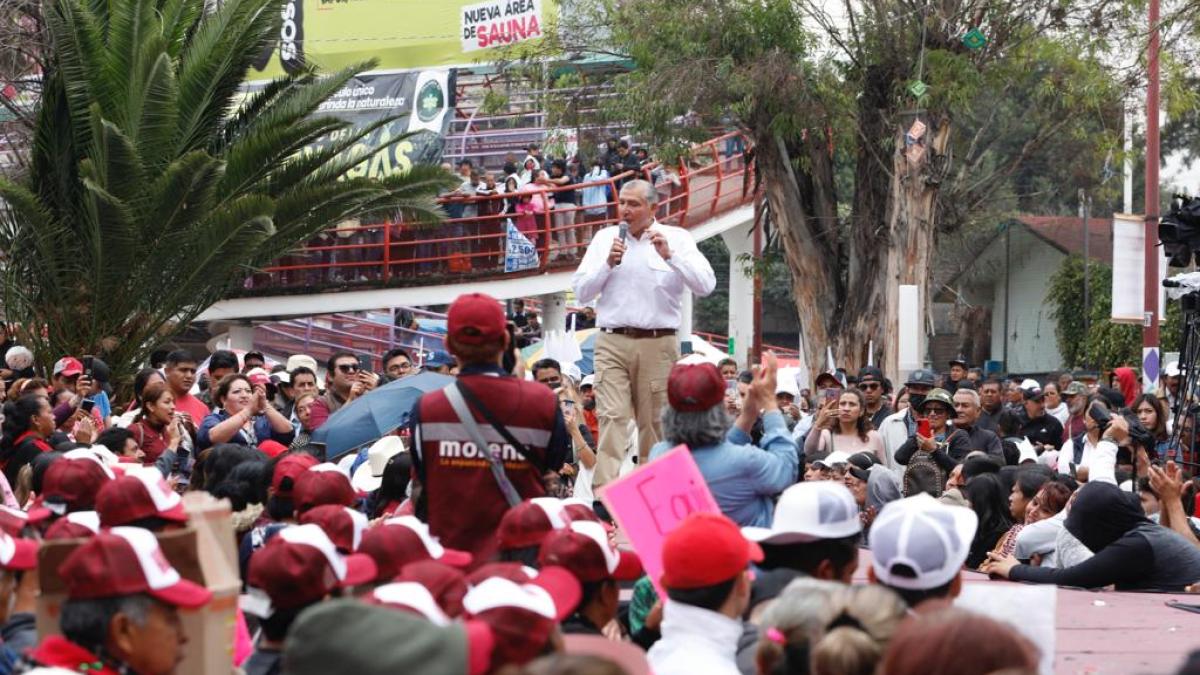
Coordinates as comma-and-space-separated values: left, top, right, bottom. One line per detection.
1159, 194, 1200, 268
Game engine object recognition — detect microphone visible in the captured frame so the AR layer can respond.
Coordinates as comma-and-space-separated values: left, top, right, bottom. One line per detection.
616, 221, 628, 266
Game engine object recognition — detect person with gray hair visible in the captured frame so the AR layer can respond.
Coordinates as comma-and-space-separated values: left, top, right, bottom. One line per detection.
952, 387, 1003, 459
573, 179, 717, 495
649, 354, 799, 528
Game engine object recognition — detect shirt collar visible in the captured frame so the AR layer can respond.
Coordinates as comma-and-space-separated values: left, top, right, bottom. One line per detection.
660, 600, 743, 647
459, 363, 507, 376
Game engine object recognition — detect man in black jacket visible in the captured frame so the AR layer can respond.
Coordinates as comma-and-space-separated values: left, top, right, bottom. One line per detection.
1018, 380, 1065, 452
952, 388, 1003, 459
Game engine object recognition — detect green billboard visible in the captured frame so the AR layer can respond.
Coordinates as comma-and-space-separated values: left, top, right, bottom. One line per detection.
250, 0, 558, 78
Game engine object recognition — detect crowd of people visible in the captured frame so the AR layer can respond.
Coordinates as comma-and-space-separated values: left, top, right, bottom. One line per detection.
265, 138, 683, 287
0, 173, 1197, 673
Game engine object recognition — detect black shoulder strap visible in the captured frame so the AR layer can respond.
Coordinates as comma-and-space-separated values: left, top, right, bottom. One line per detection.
455, 381, 547, 474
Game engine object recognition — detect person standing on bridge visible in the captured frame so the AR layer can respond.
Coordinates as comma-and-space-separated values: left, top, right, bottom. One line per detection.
573, 179, 716, 492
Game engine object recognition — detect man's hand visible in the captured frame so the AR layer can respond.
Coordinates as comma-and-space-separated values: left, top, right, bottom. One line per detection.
606, 237, 627, 268
348, 380, 366, 402
649, 230, 672, 260
1103, 415, 1130, 444
358, 371, 380, 391
750, 352, 779, 412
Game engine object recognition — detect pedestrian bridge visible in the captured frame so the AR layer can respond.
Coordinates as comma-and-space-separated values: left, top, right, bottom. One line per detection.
198, 131, 757, 322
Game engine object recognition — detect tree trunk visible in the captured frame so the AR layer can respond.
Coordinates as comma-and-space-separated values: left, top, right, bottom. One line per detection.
882, 116, 952, 382
755, 133, 839, 382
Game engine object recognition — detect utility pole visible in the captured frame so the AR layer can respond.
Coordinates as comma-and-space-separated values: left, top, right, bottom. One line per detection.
1144, 0, 1161, 382
1080, 189, 1091, 366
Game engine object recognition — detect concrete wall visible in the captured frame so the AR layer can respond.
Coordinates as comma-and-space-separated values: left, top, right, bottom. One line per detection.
988, 226, 1067, 374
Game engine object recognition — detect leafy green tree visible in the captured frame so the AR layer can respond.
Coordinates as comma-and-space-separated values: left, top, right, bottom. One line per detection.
0, 0, 454, 378
1046, 255, 1180, 369
510, 0, 1151, 378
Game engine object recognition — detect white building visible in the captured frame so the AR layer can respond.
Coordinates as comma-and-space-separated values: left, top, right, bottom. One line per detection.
939, 215, 1111, 375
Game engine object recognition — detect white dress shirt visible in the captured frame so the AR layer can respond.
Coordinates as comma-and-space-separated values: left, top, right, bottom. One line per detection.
647, 601, 743, 675
572, 221, 716, 330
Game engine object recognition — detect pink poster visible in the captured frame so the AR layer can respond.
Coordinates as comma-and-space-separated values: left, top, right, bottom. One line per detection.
598, 446, 719, 596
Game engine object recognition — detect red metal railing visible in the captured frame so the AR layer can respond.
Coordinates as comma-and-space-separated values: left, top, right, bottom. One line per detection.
237, 130, 755, 295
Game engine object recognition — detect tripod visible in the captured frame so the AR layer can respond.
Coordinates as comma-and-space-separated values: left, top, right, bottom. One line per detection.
1167, 291, 1200, 475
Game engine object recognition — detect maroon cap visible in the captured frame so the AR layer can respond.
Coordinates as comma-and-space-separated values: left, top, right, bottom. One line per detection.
447, 293, 507, 347
245, 524, 377, 615
661, 512, 762, 590
365, 582, 454, 625
396, 560, 468, 617
271, 453, 320, 499
496, 498, 569, 551
292, 463, 355, 513
96, 472, 189, 528
539, 521, 643, 583
667, 361, 725, 413
299, 505, 368, 553
463, 565, 582, 671
359, 516, 473, 581
59, 527, 212, 608
42, 450, 115, 514
43, 511, 100, 541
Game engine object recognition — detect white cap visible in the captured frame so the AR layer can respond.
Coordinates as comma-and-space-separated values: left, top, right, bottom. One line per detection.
869, 494, 978, 590
742, 482, 861, 545
581, 374, 595, 388
812, 450, 851, 468
1165, 361, 1181, 378
286, 354, 319, 374
351, 436, 406, 493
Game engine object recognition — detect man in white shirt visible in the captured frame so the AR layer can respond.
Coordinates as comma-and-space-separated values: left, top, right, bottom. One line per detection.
647, 512, 757, 675
572, 179, 716, 489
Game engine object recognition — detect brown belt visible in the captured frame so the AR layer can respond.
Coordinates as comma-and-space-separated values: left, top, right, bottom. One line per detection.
601, 327, 677, 339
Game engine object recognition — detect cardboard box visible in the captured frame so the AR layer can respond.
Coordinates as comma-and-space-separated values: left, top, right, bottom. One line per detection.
37, 492, 241, 675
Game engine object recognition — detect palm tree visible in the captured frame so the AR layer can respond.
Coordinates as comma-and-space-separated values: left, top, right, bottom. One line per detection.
0, 0, 455, 379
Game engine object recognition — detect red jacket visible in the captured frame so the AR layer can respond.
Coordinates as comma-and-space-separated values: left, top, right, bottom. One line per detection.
27, 635, 122, 675
412, 366, 569, 565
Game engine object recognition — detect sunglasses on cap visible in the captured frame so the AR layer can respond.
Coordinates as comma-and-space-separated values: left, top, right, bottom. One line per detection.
336, 363, 360, 374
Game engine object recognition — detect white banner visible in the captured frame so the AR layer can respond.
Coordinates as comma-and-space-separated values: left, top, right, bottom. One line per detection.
1111, 213, 1167, 324
461, 0, 544, 53
504, 219, 539, 272
1111, 214, 1145, 323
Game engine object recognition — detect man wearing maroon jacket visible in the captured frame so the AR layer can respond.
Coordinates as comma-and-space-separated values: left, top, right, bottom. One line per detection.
410, 293, 570, 566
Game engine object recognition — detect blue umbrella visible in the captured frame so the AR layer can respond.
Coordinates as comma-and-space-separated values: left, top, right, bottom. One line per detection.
311, 371, 454, 459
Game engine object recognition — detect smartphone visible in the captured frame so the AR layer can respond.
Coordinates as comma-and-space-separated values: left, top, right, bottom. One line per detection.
824, 388, 839, 404
680, 341, 694, 355
356, 354, 373, 374
80, 398, 95, 413
725, 379, 738, 397
562, 400, 576, 410
917, 418, 931, 437
81, 355, 94, 379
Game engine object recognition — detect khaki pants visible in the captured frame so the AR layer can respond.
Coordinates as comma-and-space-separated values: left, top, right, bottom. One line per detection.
592, 331, 679, 489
